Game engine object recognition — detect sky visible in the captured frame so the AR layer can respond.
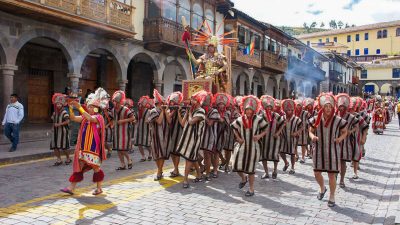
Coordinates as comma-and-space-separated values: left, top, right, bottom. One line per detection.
231, 0, 400, 27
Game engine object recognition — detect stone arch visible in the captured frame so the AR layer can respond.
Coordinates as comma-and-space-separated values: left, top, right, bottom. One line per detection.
162, 60, 187, 95
236, 72, 250, 96
364, 82, 378, 94
380, 83, 392, 95
266, 76, 277, 98
280, 78, 289, 99
12, 28, 75, 73
127, 52, 157, 100
79, 48, 123, 96
251, 72, 265, 97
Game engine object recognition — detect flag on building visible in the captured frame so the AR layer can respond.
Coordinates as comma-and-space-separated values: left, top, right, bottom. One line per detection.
243, 39, 255, 56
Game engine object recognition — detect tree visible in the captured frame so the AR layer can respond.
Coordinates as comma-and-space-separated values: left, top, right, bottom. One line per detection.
345, 23, 350, 28
310, 22, 317, 29
338, 21, 344, 29
329, 20, 337, 29
320, 22, 325, 28
352, 24, 356, 27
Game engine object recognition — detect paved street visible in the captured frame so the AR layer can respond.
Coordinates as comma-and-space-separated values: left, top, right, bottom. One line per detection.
0, 118, 399, 225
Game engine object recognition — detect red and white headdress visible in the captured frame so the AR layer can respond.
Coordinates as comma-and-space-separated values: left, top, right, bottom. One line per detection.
240, 95, 261, 114
336, 93, 350, 108
112, 90, 126, 105
313, 92, 336, 128
124, 98, 134, 108
52, 93, 67, 106
282, 99, 296, 112
191, 90, 209, 106
303, 98, 314, 107
214, 93, 231, 107
153, 89, 165, 105
260, 95, 275, 109
234, 96, 243, 107
138, 96, 154, 109
167, 92, 183, 106
350, 97, 361, 111
86, 87, 109, 109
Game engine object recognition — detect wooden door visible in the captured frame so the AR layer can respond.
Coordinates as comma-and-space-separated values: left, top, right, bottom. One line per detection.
28, 69, 53, 123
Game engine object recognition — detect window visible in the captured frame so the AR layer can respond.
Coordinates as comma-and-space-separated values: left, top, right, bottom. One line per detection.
355, 49, 360, 55
319, 39, 322, 43
271, 39, 277, 53
397, 28, 400, 37
254, 34, 261, 50
393, 68, 400, 78
365, 32, 369, 40
205, 9, 214, 33
383, 29, 387, 38
191, 3, 203, 29
347, 35, 351, 42
361, 70, 367, 79
178, 0, 190, 24
326, 37, 329, 42
376, 49, 381, 54
356, 34, 359, 41
264, 36, 270, 51
162, 0, 177, 21
307, 41, 310, 46
238, 26, 245, 44
364, 48, 369, 55
377, 30, 382, 39
347, 50, 351, 56
245, 30, 252, 45
148, 0, 161, 18
334, 37, 337, 42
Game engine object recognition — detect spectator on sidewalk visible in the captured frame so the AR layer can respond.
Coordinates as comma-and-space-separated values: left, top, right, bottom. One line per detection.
2, 94, 24, 152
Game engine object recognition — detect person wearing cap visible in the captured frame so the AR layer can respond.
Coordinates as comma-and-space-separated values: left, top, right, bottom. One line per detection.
124, 98, 136, 154
336, 94, 359, 188
231, 95, 268, 197
222, 96, 241, 172
134, 96, 153, 162
280, 99, 303, 175
61, 88, 108, 196
111, 91, 136, 171
296, 99, 313, 164
214, 93, 231, 176
309, 93, 348, 207
50, 93, 71, 166
165, 92, 185, 177
200, 92, 220, 180
177, 90, 207, 188
148, 90, 171, 181
260, 95, 285, 179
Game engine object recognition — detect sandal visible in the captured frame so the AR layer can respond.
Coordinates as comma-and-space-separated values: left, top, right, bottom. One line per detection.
169, 171, 181, 178
353, 175, 359, 179
154, 173, 163, 181
212, 173, 218, 178
92, 189, 103, 196
282, 164, 289, 172
300, 159, 305, 164
239, 177, 248, 189
289, 169, 295, 175
339, 183, 346, 188
116, 166, 126, 171
147, 156, 153, 161
60, 187, 74, 195
53, 161, 63, 166
261, 173, 269, 179
245, 191, 255, 197
193, 177, 203, 183
272, 171, 277, 179
128, 161, 133, 170
317, 186, 327, 200
65, 159, 72, 165
327, 200, 336, 207
204, 176, 211, 181
139, 158, 146, 162
183, 183, 190, 189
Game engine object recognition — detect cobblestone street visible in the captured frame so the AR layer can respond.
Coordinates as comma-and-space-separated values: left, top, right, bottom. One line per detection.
0, 118, 399, 225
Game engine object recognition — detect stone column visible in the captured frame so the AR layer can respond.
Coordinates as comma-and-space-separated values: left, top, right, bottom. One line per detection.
118, 79, 128, 91
0, 64, 18, 118
274, 74, 282, 99
67, 73, 82, 93
154, 79, 164, 94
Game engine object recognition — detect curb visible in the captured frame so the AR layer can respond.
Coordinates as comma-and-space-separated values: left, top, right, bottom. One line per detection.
0, 149, 74, 166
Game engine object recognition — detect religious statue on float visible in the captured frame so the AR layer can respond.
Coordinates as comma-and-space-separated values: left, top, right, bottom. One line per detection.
181, 17, 236, 94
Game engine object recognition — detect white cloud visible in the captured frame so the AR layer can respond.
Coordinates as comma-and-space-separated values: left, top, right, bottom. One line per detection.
231, 0, 400, 27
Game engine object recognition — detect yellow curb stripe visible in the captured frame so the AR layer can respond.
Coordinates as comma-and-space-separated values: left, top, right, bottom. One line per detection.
0, 157, 53, 168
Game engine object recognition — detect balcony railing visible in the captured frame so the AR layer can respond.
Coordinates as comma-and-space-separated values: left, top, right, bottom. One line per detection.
143, 18, 183, 45
232, 43, 262, 68
262, 50, 287, 73
288, 56, 325, 81
11, 0, 135, 32
329, 70, 343, 82
350, 55, 387, 62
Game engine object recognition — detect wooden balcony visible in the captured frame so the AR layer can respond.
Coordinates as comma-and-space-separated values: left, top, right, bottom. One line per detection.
0, 0, 136, 38
262, 50, 287, 73
329, 70, 343, 82
231, 43, 262, 68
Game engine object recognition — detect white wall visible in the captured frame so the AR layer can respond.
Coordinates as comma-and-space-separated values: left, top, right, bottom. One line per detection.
133, 0, 145, 41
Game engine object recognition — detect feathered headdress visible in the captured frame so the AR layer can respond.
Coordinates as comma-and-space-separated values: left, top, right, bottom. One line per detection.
52, 93, 67, 106
350, 97, 361, 111
214, 93, 231, 107
191, 90, 209, 106
86, 87, 109, 110
112, 90, 126, 105
233, 96, 243, 107
313, 92, 336, 128
124, 98, 134, 108
336, 94, 350, 108
185, 19, 237, 47
153, 89, 165, 105
138, 96, 154, 109
167, 92, 183, 106
260, 95, 275, 109
240, 95, 261, 115
282, 99, 296, 112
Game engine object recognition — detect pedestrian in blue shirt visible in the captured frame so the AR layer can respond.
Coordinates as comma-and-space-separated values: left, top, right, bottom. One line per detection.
2, 94, 24, 152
